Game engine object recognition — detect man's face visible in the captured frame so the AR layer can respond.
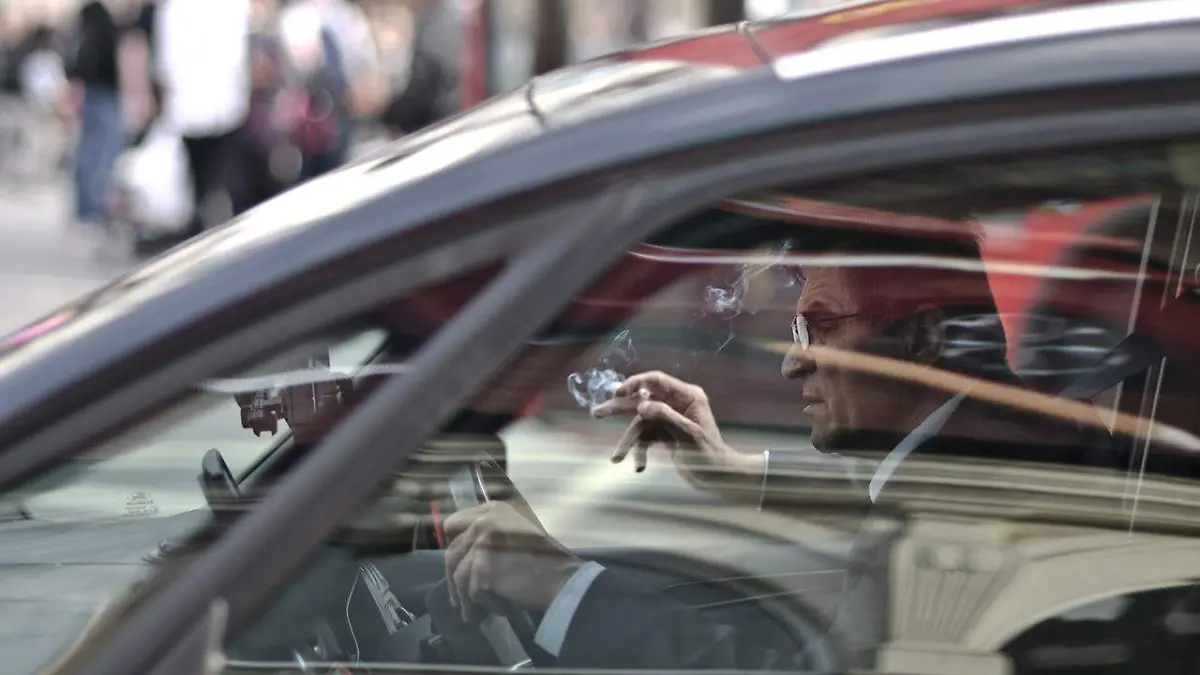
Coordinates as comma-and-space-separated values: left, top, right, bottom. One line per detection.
780, 266, 904, 450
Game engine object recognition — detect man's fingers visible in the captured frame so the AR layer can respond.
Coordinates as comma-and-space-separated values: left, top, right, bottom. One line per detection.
443, 505, 484, 539
595, 372, 707, 419
444, 518, 484, 587
615, 371, 685, 399
592, 395, 638, 418
444, 522, 478, 609
612, 416, 645, 463
446, 542, 466, 610
634, 440, 649, 473
452, 548, 477, 621
637, 400, 704, 439
468, 551, 492, 604
445, 507, 493, 610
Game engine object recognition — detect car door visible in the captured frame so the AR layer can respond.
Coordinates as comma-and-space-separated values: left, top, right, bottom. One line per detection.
55, 9, 1200, 675
189, 126, 1200, 675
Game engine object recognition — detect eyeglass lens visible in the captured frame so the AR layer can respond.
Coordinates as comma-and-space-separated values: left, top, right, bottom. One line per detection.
791, 314, 809, 348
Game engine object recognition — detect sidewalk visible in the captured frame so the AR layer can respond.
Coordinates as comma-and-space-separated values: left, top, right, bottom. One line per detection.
0, 177, 125, 335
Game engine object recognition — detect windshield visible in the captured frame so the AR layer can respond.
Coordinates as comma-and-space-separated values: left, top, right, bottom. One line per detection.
0, 325, 387, 675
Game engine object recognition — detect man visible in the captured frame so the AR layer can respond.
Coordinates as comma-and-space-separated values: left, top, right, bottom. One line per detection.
154, 0, 251, 235
441, 231, 1115, 669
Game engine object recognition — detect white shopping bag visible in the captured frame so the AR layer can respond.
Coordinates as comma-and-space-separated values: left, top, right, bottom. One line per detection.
114, 121, 194, 236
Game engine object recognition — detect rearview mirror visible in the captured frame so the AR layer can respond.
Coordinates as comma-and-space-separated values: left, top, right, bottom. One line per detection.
198, 448, 241, 509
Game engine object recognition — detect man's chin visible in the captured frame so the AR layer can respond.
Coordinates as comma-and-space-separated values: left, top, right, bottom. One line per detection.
811, 427, 907, 456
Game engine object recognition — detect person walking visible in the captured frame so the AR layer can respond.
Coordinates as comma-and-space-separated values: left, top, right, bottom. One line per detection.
67, 2, 125, 242
380, 0, 461, 138
155, 0, 251, 236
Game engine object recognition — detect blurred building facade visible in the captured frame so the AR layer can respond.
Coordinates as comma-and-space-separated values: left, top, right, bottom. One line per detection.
481, 0, 854, 93
1, 0, 144, 29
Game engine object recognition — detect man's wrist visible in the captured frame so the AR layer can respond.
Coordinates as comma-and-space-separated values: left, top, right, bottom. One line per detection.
533, 561, 607, 657
735, 448, 767, 479
699, 447, 767, 501
534, 557, 586, 612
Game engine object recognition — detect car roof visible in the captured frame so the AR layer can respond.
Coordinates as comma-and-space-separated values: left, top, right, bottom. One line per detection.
0, 0, 1198, 430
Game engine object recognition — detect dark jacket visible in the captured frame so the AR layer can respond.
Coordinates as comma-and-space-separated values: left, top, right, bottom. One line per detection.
381, 4, 460, 135
69, 1, 120, 89
551, 401, 1124, 670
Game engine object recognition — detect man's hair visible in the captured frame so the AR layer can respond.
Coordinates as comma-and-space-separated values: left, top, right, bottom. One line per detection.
813, 226, 1000, 311
819, 227, 1014, 380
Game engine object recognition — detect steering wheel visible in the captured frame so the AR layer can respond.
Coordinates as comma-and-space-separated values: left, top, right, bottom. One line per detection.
435, 459, 541, 669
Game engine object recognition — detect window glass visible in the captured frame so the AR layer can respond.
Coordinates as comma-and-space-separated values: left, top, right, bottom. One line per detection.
0, 259, 504, 675
0, 325, 392, 675
227, 140, 1200, 675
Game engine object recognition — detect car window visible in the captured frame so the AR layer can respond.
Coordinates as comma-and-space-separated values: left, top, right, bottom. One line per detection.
0, 323, 399, 675
225, 139, 1200, 675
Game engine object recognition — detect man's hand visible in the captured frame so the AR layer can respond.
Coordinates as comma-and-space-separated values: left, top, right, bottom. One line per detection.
443, 502, 583, 621
591, 371, 763, 493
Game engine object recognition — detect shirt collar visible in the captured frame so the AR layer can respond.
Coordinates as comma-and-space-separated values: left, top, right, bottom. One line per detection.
868, 390, 970, 503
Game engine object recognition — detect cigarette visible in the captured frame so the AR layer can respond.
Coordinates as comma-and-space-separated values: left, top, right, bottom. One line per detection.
637, 387, 652, 401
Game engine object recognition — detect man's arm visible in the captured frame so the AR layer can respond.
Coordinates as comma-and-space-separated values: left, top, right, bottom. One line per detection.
758, 447, 876, 510
654, 447, 875, 511
531, 448, 870, 666
533, 561, 605, 656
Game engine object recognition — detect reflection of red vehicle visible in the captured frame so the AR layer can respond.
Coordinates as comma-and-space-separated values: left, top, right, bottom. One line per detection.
384, 189, 1198, 451
460, 0, 1110, 108
454, 0, 1155, 349
447, 0, 1192, 437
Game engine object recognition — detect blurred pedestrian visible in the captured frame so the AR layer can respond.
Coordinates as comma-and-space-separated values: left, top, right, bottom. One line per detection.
120, 1, 161, 143
278, 0, 351, 181
380, 0, 461, 138
292, 0, 386, 125
155, 0, 251, 235
2, 23, 31, 96
67, 1, 125, 236
242, 31, 294, 206
18, 25, 71, 178
18, 26, 67, 116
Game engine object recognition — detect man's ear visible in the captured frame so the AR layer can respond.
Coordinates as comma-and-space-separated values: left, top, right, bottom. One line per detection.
901, 305, 946, 365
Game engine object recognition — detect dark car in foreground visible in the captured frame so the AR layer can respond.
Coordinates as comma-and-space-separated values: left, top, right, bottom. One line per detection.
4, 1, 1200, 674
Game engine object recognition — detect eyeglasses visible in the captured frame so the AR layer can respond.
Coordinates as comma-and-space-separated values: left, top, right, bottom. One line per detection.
790, 312, 866, 349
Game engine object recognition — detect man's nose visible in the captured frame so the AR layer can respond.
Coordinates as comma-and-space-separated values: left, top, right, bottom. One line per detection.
781, 343, 816, 380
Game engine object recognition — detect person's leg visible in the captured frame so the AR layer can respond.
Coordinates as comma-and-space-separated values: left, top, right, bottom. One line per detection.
243, 146, 280, 212
92, 87, 127, 230
181, 134, 214, 238
300, 149, 339, 184
212, 128, 248, 218
73, 89, 105, 224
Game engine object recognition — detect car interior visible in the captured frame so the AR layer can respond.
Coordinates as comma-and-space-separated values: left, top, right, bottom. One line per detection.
211, 228, 855, 671
39, 140, 1200, 675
